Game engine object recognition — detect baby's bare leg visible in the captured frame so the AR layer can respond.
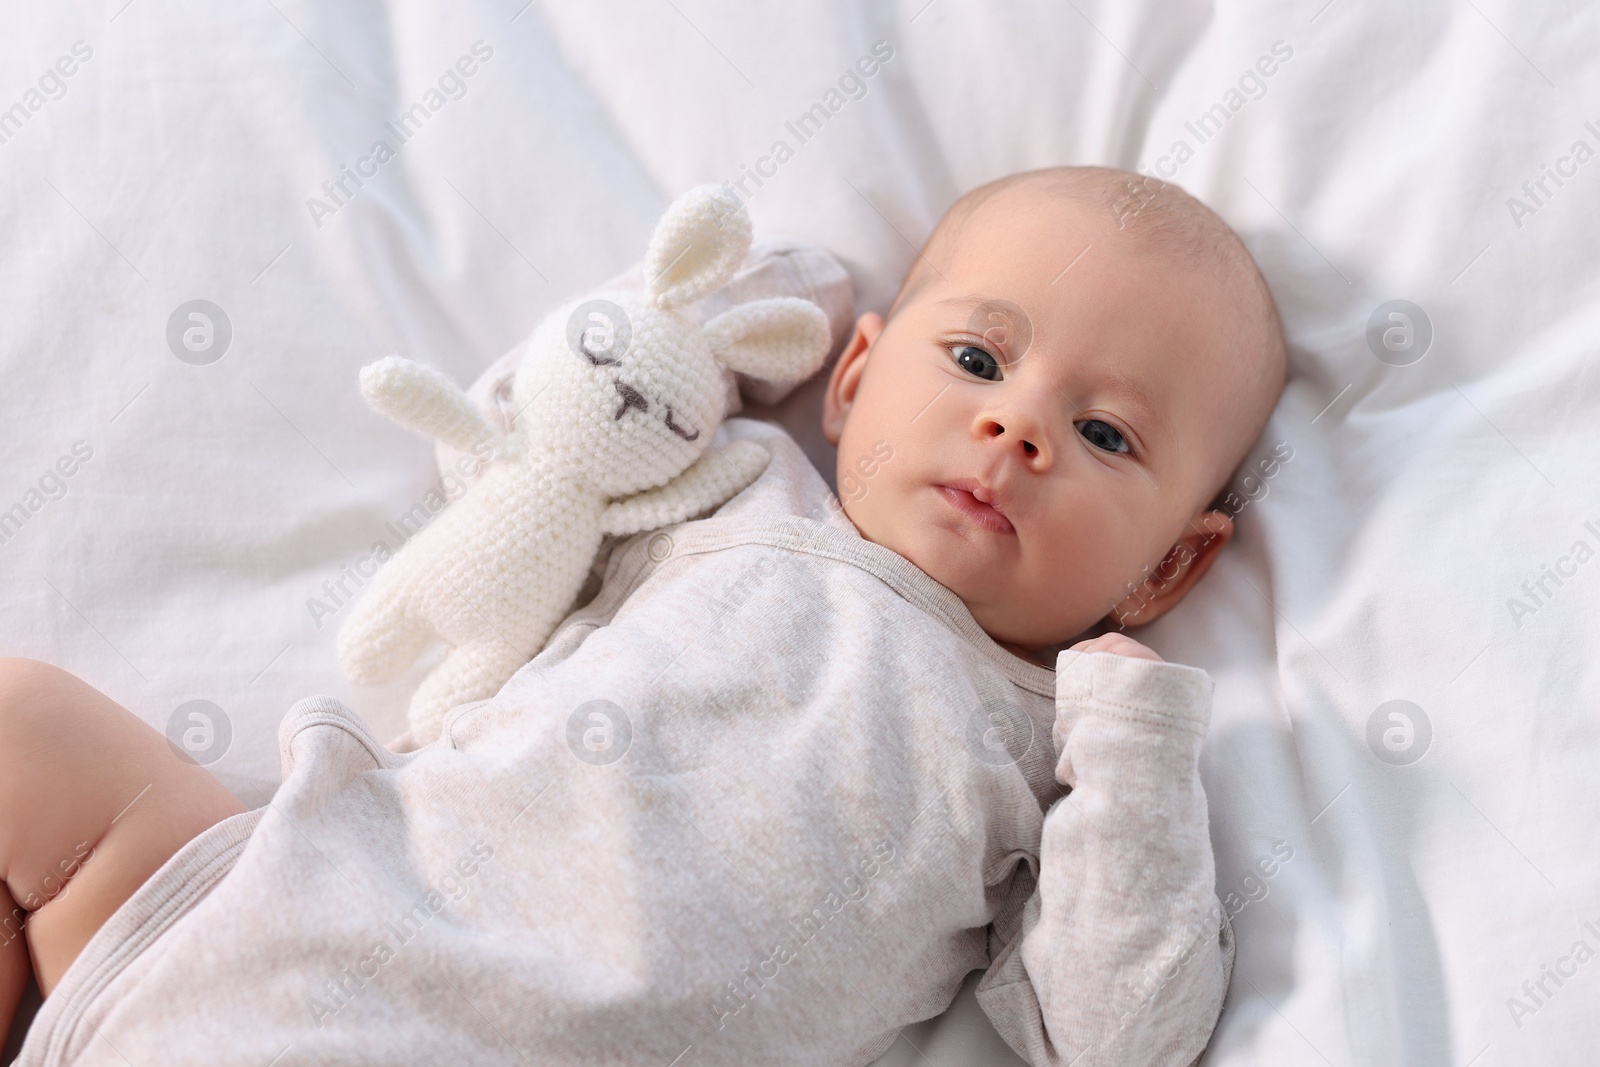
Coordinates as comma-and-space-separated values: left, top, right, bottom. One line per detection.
1, 884, 27, 1044
0, 658, 247, 1036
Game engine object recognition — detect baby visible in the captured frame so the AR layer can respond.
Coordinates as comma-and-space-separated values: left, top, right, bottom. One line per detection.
1, 166, 1286, 1067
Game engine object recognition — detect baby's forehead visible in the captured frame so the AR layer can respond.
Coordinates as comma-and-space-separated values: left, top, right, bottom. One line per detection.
924, 215, 1212, 346
929, 184, 1268, 363
932, 171, 1243, 289
956, 176, 1130, 250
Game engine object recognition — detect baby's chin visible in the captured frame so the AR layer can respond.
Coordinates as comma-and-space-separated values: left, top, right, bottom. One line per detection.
843, 494, 1092, 647
862, 513, 986, 595
872, 526, 1038, 640
966, 603, 1073, 657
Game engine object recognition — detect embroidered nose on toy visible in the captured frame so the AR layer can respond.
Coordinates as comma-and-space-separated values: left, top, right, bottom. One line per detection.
613, 380, 648, 419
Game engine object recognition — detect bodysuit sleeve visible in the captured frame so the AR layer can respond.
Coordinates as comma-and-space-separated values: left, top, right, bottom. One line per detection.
975, 649, 1235, 1067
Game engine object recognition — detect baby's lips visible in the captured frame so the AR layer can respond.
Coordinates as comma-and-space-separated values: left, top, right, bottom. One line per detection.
936, 483, 1016, 535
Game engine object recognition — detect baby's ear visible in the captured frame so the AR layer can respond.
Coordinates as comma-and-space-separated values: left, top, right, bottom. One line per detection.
702, 297, 831, 386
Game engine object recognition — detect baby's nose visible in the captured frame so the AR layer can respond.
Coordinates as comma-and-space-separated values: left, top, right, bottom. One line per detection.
979, 411, 1051, 468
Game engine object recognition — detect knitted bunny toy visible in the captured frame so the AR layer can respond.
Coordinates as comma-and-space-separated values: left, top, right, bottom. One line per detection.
338, 184, 831, 747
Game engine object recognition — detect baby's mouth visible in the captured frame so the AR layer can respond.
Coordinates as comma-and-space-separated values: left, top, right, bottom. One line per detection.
934, 484, 1015, 535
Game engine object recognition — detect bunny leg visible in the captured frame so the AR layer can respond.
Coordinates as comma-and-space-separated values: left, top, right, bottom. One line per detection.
405, 638, 533, 745
337, 581, 434, 685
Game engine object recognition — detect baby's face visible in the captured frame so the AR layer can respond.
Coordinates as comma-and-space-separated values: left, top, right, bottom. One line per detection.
822, 191, 1259, 660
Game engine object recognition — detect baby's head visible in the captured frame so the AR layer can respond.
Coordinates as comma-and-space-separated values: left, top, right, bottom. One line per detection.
821, 166, 1287, 664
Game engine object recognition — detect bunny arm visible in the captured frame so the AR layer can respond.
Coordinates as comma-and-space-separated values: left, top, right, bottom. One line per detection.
360, 355, 506, 456
600, 439, 770, 539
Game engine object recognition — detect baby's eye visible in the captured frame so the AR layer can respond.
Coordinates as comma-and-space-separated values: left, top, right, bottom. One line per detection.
949, 344, 1002, 381
1077, 419, 1130, 454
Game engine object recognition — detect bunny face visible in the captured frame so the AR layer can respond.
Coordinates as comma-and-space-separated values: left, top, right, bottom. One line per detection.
502, 183, 833, 501
510, 293, 730, 497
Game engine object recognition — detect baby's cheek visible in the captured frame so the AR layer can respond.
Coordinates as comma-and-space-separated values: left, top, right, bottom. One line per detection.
1031, 519, 1138, 631
838, 463, 895, 537
1038, 563, 1106, 632
837, 437, 895, 502
838, 467, 868, 504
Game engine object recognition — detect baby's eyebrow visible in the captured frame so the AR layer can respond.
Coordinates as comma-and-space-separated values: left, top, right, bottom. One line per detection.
937, 295, 1029, 352
1087, 370, 1165, 446
937, 294, 998, 310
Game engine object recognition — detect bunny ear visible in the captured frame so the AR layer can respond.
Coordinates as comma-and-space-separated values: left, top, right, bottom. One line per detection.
702, 297, 831, 386
643, 184, 752, 309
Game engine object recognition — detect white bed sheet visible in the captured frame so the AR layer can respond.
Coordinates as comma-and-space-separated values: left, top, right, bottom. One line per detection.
4, 1, 1599, 1063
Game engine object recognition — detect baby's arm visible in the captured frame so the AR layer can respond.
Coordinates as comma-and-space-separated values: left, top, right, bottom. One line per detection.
599, 439, 769, 539
975, 639, 1233, 1067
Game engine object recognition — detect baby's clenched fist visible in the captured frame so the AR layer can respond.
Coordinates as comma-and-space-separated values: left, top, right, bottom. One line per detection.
1068, 633, 1164, 662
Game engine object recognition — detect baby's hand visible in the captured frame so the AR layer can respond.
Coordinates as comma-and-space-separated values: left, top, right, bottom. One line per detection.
1068, 633, 1164, 662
